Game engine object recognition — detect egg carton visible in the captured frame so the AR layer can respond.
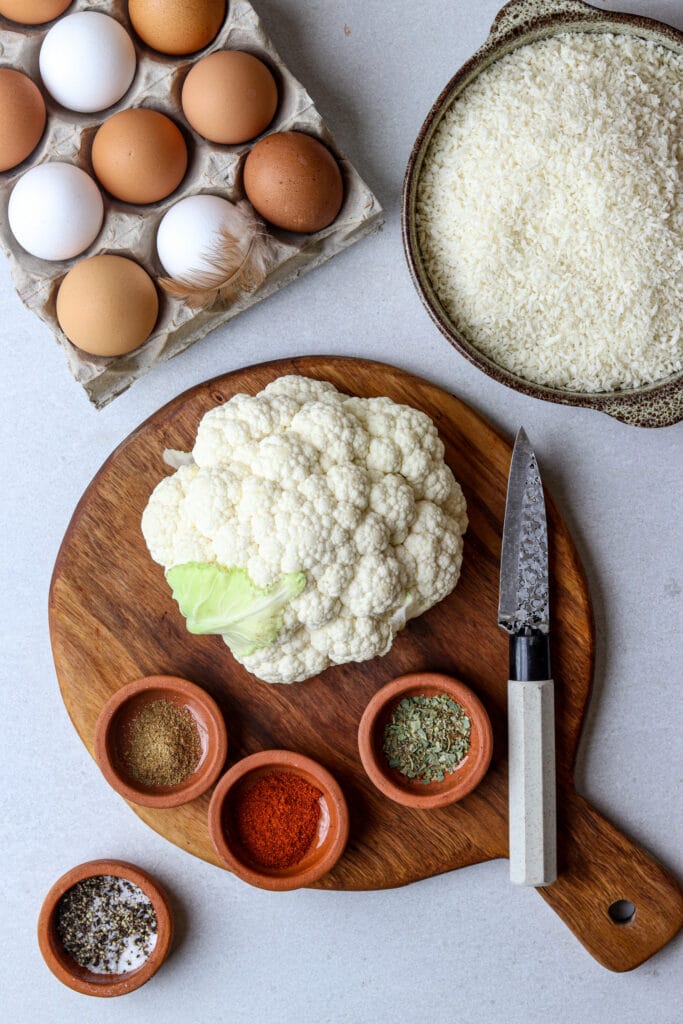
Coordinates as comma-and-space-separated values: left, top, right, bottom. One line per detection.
0, 0, 383, 407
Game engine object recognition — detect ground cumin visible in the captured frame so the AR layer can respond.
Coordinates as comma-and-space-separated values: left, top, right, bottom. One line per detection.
122, 698, 201, 787
234, 770, 322, 869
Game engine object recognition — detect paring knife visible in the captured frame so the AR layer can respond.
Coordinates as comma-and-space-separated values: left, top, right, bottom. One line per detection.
499, 428, 557, 887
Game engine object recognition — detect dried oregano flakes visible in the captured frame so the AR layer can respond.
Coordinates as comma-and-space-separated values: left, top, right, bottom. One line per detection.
382, 693, 471, 784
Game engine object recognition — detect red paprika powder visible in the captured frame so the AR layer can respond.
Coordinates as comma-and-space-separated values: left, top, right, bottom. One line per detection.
234, 770, 322, 870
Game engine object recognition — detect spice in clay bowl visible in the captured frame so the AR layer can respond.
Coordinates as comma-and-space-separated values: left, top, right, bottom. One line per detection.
56, 875, 158, 975
208, 750, 349, 890
382, 693, 472, 784
234, 770, 322, 870
121, 697, 201, 788
94, 675, 228, 808
37, 859, 173, 997
358, 673, 493, 809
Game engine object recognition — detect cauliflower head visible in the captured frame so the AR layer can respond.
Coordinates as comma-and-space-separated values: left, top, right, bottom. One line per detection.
142, 376, 467, 683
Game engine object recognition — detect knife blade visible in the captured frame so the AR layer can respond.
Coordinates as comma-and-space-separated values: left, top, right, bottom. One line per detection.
499, 427, 557, 887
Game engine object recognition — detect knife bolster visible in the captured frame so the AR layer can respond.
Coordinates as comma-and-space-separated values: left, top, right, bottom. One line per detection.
509, 633, 550, 681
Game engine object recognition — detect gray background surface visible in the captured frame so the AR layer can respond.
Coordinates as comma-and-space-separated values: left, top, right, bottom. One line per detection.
1, 1, 681, 1021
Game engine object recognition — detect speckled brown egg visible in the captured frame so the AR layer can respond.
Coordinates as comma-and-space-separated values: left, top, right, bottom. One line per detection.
243, 131, 343, 233
0, 0, 72, 25
57, 254, 159, 357
128, 0, 225, 56
182, 50, 277, 145
92, 108, 188, 204
0, 69, 46, 172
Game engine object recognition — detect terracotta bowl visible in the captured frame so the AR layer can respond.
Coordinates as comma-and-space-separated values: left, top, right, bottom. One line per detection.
402, 0, 683, 428
37, 859, 173, 997
208, 749, 349, 891
358, 673, 493, 809
94, 675, 228, 808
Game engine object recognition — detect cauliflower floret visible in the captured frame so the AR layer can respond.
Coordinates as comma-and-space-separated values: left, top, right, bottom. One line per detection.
141, 376, 467, 684
442, 477, 468, 529
369, 474, 416, 543
213, 519, 254, 571
193, 393, 300, 465
366, 436, 402, 474
343, 395, 395, 436
291, 588, 340, 630
316, 560, 355, 598
326, 464, 370, 508
263, 375, 341, 406
354, 512, 389, 554
342, 552, 404, 617
250, 434, 317, 487
333, 501, 363, 530
142, 464, 215, 565
241, 628, 330, 684
402, 500, 466, 614
420, 463, 455, 504
290, 402, 368, 467
297, 475, 336, 517
183, 466, 241, 537
237, 475, 282, 524
310, 615, 393, 665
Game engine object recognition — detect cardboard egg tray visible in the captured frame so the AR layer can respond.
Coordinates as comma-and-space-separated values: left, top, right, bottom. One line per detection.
0, 0, 382, 407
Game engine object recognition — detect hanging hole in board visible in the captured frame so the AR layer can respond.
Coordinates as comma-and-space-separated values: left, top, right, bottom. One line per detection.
608, 899, 636, 925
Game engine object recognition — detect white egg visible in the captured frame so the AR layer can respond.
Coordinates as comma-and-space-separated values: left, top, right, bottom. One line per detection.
157, 194, 243, 280
39, 12, 136, 114
8, 163, 104, 261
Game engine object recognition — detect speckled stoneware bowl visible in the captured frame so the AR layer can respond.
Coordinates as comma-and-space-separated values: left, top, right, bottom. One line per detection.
402, 0, 683, 428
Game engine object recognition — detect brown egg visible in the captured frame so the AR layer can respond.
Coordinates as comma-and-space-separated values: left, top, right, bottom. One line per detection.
0, 69, 46, 172
0, 0, 72, 25
92, 109, 188, 204
57, 254, 159, 357
128, 0, 225, 56
182, 50, 277, 145
243, 131, 344, 233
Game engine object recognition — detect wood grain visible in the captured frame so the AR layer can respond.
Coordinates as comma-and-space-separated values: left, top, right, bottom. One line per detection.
48, 356, 683, 971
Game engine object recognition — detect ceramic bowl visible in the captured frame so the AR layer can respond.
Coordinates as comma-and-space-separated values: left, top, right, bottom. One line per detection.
94, 675, 228, 808
37, 859, 173, 997
358, 673, 493, 809
402, 0, 683, 428
208, 749, 349, 891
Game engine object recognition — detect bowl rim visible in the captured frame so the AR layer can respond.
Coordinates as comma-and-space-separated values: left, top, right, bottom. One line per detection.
401, 0, 683, 427
37, 858, 173, 998
358, 672, 493, 809
207, 748, 350, 891
93, 674, 228, 808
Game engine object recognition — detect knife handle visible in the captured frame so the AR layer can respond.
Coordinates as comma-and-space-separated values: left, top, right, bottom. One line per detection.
508, 678, 557, 886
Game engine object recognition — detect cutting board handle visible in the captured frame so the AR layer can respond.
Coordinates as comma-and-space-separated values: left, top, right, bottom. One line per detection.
538, 790, 683, 971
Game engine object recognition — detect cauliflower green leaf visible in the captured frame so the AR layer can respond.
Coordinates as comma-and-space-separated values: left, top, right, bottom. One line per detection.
165, 562, 306, 659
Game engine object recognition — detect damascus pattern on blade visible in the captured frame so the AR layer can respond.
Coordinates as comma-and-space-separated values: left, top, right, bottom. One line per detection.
499, 431, 550, 636
512, 451, 549, 634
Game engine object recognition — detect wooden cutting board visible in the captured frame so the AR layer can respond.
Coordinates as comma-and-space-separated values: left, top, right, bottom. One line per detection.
49, 357, 683, 972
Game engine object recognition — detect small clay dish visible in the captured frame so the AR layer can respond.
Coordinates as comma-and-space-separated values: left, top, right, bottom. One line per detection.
208, 749, 349, 891
358, 673, 493, 809
94, 675, 227, 808
37, 859, 173, 997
